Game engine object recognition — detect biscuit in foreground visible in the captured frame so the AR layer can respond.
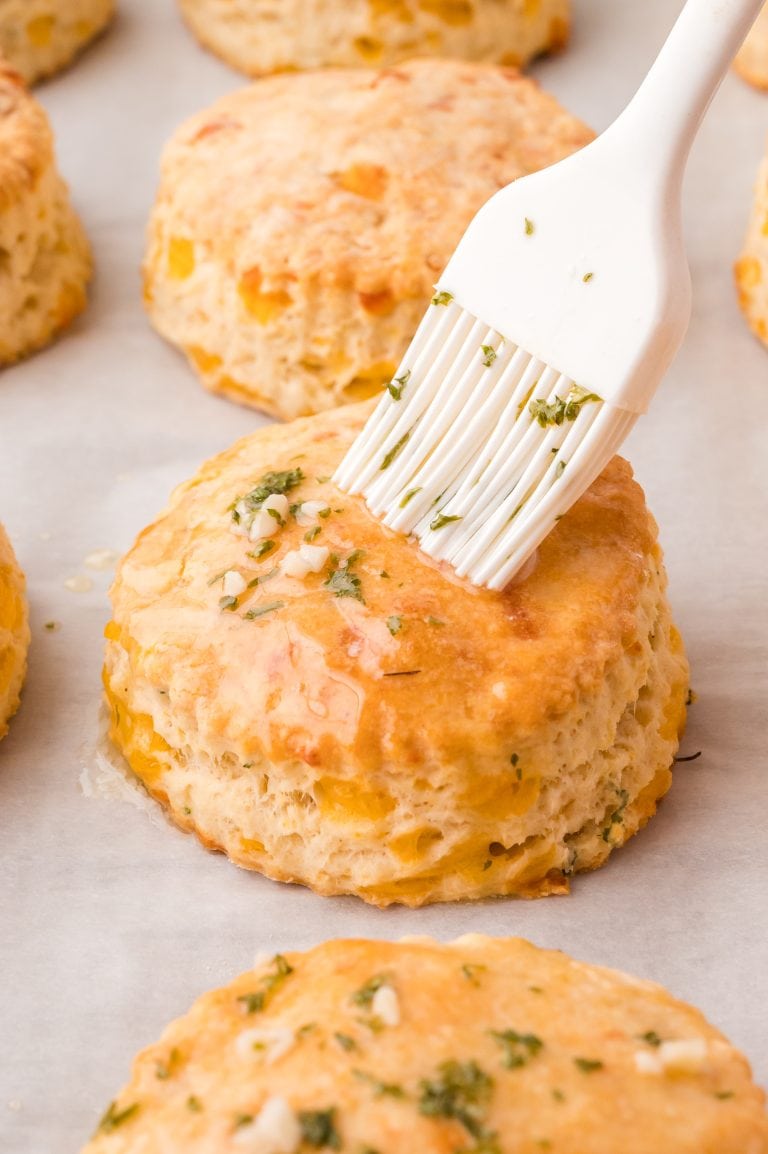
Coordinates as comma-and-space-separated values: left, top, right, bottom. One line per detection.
79, 936, 768, 1154
104, 401, 689, 907
735, 3, 768, 90
0, 0, 113, 85
0, 522, 29, 742
144, 60, 593, 420
736, 152, 768, 347
178, 0, 569, 77
0, 65, 90, 366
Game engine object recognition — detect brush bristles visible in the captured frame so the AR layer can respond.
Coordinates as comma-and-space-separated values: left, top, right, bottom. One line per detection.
334, 302, 636, 590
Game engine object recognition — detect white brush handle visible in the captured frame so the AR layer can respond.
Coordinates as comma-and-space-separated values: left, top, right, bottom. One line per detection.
613, 0, 764, 184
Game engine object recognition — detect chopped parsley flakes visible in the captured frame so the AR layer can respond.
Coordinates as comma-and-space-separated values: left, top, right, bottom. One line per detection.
418, 1060, 494, 1140
326, 569, 363, 601
236, 954, 294, 1014
219, 595, 239, 612
529, 386, 601, 428
247, 539, 276, 560
334, 1032, 357, 1052
431, 290, 454, 306
430, 512, 461, 532
481, 345, 498, 368
325, 553, 365, 603
351, 974, 391, 1008
386, 616, 402, 636
525, 218, 535, 236
297, 1108, 341, 1149
574, 1057, 604, 1073
231, 469, 304, 522
601, 788, 629, 844
353, 1069, 406, 1098
248, 567, 278, 588
380, 431, 410, 471
387, 370, 411, 401
97, 1102, 140, 1134
155, 1048, 181, 1080
245, 601, 285, 620
490, 1029, 543, 1069
400, 487, 421, 508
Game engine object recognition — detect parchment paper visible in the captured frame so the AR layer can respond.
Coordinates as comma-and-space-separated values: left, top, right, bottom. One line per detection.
1, 1, 766, 1150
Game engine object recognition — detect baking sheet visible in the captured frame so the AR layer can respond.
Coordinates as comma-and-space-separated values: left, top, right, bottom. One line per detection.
1, 1, 767, 1149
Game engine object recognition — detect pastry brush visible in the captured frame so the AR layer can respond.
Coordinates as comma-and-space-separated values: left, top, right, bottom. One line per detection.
334, 0, 763, 590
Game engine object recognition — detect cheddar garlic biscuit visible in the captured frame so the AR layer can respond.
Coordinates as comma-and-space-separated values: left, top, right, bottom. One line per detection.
736, 154, 768, 347
80, 936, 768, 1154
177, 0, 569, 78
0, 0, 113, 85
735, 3, 768, 90
104, 401, 689, 907
0, 65, 90, 366
0, 523, 29, 742
144, 60, 592, 420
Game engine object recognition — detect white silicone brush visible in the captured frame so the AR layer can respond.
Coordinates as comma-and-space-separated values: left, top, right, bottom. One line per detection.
334, 0, 763, 591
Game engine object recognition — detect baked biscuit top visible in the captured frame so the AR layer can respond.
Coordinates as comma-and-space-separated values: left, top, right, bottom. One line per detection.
152, 60, 593, 302
80, 936, 768, 1153
109, 401, 664, 783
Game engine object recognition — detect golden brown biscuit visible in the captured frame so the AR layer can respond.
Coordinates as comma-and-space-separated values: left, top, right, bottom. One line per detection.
104, 401, 689, 907
79, 936, 768, 1154
0, 64, 90, 366
736, 4, 768, 90
736, 153, 768, 347
0, 522, 29, 741
177, 0, 569, 78
143, 60, 593, 420
0, 0, 113, 85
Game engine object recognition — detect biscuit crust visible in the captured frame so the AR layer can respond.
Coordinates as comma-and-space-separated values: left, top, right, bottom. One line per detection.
144, 60, 593, 419
104, 401, 689, 907
736, 153, 768, 347
79, 936, 768, 1154
0, 0, 114, 85
0, 65, 91, 365
735, 4, 768, 90
0, 522, 29, 742
178, 0, 569, 77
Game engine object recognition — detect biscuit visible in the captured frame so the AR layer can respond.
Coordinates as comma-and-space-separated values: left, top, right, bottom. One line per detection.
104, 401, 689, 907
735, 152, 768, 347
177, 0, 569, 78
144, 60, 593, 420
736, 4, 768, 90
79, 935, 768, 1154
0, 65, 90, 366
0, 0, 113, 85
0, 522, 29, 742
